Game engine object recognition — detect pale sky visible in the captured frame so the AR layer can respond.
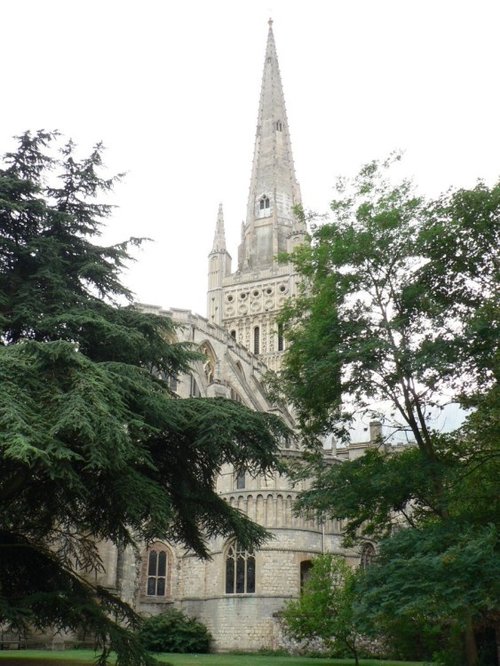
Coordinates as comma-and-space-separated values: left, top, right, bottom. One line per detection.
2, 0, 499, 317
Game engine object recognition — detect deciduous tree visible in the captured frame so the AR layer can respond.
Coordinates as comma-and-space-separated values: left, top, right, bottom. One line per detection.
277, 157, 499, 665
282, 554, 360, 665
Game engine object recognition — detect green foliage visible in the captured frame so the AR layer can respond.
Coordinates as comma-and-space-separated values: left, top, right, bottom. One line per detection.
277, 157, 500, 665
0, 131, 289, 665
354, 524, 500, 650
138, 609, 211, 653
282, 555, 360, 665
279, 156, 499, 444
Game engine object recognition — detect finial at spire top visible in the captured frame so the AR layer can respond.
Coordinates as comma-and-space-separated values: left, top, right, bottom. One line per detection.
268, 17, 273, 27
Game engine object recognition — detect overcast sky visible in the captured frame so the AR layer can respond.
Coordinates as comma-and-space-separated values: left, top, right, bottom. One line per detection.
2, 0, 499, 317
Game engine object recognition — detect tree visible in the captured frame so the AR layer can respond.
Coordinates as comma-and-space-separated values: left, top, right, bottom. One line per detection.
0, 131, 289, 665
354, 523, 500, 664
277, 157, 499, 665
281, 554, 360, 664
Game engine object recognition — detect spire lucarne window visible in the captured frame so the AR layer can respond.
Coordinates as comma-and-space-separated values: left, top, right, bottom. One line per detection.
259, 195, 270, 210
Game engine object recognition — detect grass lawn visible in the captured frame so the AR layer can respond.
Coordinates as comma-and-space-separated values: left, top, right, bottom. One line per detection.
0, 650, 431, 666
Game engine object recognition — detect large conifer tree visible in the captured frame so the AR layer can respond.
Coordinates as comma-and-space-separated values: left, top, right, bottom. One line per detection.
0, 131, 288, 664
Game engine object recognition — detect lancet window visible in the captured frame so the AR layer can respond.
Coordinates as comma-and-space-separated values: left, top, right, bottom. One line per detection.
145, 544, 170, 597
259, 195, 270, 210
225, 541, 255, 594
360, 542, 376, 569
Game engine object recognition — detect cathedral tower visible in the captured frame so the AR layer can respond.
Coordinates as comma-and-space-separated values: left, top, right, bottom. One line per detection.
207, 19, 307, 372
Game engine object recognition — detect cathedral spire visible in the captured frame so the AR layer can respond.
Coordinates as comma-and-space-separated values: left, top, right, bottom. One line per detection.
239, 20, 302, 272
211, 202, 227, 252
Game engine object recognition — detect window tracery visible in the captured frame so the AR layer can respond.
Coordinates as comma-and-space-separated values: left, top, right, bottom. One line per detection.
144, 543, 171, 597
225, 541, 255, 594
360, 542, 376, 569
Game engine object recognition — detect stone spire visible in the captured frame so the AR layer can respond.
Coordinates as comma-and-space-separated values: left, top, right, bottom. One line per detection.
211, 203, 227, 252
238, 19, 302, 272
207, 203, 231, 324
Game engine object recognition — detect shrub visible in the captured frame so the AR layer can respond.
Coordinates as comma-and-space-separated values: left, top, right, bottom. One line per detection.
138, 608, 211, 653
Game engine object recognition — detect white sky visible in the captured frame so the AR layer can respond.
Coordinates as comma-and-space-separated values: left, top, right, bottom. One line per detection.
2, 0, 499, 317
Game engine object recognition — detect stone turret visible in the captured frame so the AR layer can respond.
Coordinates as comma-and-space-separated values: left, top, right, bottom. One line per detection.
207, 203, 231, 324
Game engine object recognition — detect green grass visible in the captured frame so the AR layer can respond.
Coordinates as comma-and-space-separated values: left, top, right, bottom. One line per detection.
0, 649, 431, 666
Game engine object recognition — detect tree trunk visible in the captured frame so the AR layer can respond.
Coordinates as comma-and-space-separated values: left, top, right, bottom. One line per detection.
495, 620, 500, 666
464, 616, 479, 666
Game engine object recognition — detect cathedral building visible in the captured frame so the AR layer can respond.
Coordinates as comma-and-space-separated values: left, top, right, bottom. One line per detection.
97, 20, 376, 652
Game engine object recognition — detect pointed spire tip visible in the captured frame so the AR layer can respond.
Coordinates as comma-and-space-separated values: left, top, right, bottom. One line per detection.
268, 17, 273, 27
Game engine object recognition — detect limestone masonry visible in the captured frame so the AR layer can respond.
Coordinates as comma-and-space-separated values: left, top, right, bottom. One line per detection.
97, 21, 376, 652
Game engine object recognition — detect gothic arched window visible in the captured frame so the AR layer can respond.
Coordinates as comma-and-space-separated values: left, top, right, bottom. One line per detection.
259, 195, 270, 210
235, 470, 245, 489
144, 544, 170, 597
199, 342, 217, 384
360, 542, 376, 570
225, 541, 255, 594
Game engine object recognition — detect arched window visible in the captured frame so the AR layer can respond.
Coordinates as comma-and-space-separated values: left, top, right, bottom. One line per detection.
360, 542, 376, 570
145, 545, 169, 597
225, 541, 255, 594
300, 560, 313, 592
275, 120, 283, 131
199, 342, 217, 384
235, 470, 245, 489
259, 195, 270, 210
253, 326, 260, 354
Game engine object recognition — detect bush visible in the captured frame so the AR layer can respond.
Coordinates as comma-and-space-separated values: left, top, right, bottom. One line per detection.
138, 608, 212, 653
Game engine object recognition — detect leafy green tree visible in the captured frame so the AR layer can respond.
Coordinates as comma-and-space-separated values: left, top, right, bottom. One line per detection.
281, 554, 360, 665
277, 157, 499, 665
354, 523, 500, 665
0, 131, 288, 665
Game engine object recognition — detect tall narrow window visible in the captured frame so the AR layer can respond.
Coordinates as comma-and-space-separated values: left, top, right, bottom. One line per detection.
190, 376, 201, 397
275, 120, 283, 131
230, 330, 236, 339
360, 543, 376, 570
300, 560, 313, 592
225, 541, 255, 594
259, 196, 270, 210
277, 322, 284, 351
253, 326, 260, 355
146, 548, 168, 596
235, 470, 245, 489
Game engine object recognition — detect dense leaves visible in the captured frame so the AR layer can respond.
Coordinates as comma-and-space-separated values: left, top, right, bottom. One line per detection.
278, 158, 499, 665
354, 524, 500, 664
138, 609, 211, 653
0, 131, 288, 664
282, 554, 360, 664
